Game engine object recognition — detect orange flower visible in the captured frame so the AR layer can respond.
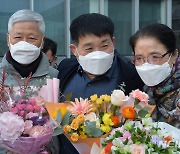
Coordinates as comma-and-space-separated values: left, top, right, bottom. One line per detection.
122, 106, 136, 120
111, 116, 120, 127
76, 114, 85, 123
71, 133, 79, 142
70, 119, 79, 130
63, 125, 71, 134
104, 142, 113, 154
164, 135, 172, 144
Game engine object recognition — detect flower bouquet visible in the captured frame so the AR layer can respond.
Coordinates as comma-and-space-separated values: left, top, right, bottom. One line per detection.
101, 116, 180, 154
62, 87, 157, 154
0, 71, 54, 154
62, 94, 121, 154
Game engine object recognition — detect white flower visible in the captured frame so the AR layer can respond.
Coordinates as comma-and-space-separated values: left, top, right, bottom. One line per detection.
84, 112, 100, 127
142, 117, 153, 127
111, 90, 128, 106
0, 112, 25, 143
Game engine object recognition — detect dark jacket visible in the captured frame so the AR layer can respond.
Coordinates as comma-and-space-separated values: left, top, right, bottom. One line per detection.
57, 51, 144, 154
58, 51, 144, 95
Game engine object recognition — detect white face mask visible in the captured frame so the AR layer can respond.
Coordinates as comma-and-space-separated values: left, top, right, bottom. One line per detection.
9, 41, 42, 64
135, 56, 172, 86
78, 50, 114, 75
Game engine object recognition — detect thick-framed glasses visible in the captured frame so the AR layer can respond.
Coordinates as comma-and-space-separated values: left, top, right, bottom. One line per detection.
132, 52, 169, 66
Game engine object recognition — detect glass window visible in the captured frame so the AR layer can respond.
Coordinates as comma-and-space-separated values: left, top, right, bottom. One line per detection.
139, 0, 165, 28
34, 0, 65, 56
172, 0, 180, 51
70, 0, 96, 22
0, 0, 29, 56
106, 0, 132, 56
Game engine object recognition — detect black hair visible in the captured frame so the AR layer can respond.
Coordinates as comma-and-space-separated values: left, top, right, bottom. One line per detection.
70, 13, 114, 44
42, 38, 57, 56
129, 23, 177, 54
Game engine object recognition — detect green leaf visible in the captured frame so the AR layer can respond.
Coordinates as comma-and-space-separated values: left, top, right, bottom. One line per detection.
62, 111, 70, 126
53, 128, 63, 136
92, 128, 103, 137
56, 110, 62, 125
65, 93, 72, 101
142, 107, 151, 111
85, 121, 96, 134
115, 131, 123, 138
138, 110, 148, 118
134, 104, 143, 109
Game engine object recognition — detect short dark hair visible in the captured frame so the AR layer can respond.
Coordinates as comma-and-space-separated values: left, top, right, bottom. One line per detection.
42, 38, 57, 56
70, 13, 114, 44
129, 23, 177, 54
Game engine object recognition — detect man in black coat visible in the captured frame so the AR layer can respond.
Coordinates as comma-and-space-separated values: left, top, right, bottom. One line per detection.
57, 13, 144, 154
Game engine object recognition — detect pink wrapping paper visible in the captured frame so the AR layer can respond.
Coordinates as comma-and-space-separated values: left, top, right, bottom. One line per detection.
47, 79, 54, 102
52, 78, 60, 103
1, 129, 53, 154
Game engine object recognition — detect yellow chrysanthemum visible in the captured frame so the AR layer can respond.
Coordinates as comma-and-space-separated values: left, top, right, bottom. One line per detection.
70, 119, 79, 130
79, 131, 87, 138
52, 107, 67, 119
80, 125, 86, 132
100, 124, 111, 133
76, 114, 85, 123
100, 95, 106, 101
63, 125, 71, 134
90, 94, 98, 102
71, 133, 79, 142
102, 113, 114, 126
96, 98, 103, 105
104, 95, 111, 103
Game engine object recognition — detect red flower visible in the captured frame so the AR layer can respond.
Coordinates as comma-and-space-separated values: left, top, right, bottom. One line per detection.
104, 142, 113, 154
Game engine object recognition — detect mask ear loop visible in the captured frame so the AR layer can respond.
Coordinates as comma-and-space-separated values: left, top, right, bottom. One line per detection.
167, 53, 173, 63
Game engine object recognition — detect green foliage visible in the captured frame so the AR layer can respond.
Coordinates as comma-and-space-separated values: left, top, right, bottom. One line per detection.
85, 120, 103, 137
62, 111, 70, 126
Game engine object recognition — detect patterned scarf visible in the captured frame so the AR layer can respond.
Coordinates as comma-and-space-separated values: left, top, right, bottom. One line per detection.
144, 56, 180, 128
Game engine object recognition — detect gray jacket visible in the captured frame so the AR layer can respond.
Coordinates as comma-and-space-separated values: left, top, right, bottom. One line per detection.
0, 53, 59, 154
0, 52, 58, 86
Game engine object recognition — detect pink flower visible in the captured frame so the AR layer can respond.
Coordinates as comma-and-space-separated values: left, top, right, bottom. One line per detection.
26, 112, 39, 119
130, 89, 149, 103
26, 104, 34, 112
131, 144, 145, 154
28, 98, 37, 106
19, 110, 25, 117
120, 131, 131, 142
17, 104, 26, 110
68, 98, 93, 115
29, 125, 46, 137
24, 120, 33, 134
10, 107, 19, 114
0, 112, 25, 142
34, 106, 41, 112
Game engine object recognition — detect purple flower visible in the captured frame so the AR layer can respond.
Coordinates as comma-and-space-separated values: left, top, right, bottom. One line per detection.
120, 131, 131, 142
151, 135, 161, 144
30, 116, 47, 126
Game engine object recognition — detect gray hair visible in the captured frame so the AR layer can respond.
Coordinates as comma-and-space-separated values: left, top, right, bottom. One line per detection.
8, 9, 45, 35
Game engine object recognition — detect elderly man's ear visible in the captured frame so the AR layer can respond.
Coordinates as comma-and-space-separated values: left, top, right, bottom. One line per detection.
69, 44, 78, 57
6, 33, 10, 47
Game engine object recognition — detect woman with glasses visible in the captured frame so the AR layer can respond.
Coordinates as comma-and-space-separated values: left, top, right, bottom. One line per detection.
129, 23, 180, 128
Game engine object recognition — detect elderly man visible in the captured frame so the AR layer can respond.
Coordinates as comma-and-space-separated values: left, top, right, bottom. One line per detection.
0, 9, 58, 154
0, 9, 58, 86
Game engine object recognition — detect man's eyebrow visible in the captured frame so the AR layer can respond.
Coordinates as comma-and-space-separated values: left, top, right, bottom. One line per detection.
82, 42, 93, 47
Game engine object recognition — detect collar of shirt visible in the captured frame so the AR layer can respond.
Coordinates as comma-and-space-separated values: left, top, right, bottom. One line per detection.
77, 55, 118, 81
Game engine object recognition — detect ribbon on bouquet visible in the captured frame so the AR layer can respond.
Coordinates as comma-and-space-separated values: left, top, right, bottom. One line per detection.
39, 78, 60, 103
